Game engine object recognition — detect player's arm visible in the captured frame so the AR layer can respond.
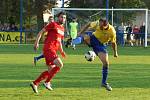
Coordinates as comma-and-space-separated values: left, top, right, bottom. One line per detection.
111, 42, 118, 57
34, 28, 46, 51
58, 39, 66, 58
78, 22, 91, 35
111, 28, 118, 58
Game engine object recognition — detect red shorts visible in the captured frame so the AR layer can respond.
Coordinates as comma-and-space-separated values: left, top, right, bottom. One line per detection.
43, 49, 58, 66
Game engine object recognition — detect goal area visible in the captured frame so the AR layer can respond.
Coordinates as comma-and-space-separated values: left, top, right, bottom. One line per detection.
52, 8, 148, 47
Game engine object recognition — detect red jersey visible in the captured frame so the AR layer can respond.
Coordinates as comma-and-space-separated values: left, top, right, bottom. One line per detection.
43, 22, 64, 51
133, 27, 139, 34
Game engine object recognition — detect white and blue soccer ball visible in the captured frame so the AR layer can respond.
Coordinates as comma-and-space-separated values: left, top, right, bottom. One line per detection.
84, 51, 96, 61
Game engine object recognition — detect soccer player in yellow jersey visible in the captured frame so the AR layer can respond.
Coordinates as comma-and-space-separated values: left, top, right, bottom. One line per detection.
78, 18, 118, 91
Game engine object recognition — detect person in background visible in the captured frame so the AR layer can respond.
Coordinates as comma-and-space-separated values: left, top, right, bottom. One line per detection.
10, 23, 18, 31
133, 25, 140, 46
139, 22, 145, 46
126, 23, 133, 46
117, 22, 125, 46
69, 17, 78, 49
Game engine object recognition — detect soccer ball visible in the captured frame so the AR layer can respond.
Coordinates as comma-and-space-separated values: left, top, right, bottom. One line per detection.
84, 51, 96, 61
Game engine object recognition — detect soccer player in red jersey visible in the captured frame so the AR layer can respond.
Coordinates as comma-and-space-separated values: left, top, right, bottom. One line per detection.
33, 14, 54, 66
30, 12, 66, 94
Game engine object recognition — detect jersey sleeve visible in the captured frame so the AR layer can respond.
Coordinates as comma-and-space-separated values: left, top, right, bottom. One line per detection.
110, 27, 117, 43
44, 22, 55, 31
89, 21, 99, 30
61, 35, 64, 40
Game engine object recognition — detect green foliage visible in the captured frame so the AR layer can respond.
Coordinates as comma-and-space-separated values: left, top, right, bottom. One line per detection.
0, 0, 20, 24
69, 0, 147, 8
68, 0, 147, 25
0, 0, 57, 31
0, 0, 148, 31
141, 0, 150, 9
69, 0, 103, 8
107, 0, 146, 8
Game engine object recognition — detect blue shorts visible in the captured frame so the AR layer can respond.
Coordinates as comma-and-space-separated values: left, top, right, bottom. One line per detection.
85, 31, 93, 36
90, 35, 107, 55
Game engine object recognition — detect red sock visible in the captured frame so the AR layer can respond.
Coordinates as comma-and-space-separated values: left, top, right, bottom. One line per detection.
33, 71, 49, 85
45, 66, 60, 83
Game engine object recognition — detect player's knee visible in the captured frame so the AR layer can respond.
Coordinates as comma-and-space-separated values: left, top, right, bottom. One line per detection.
103, 63, 109, 67
83, 35, 90, 45
84, 35, 90, 40
54, 59, 63, 68
57, 62, 63, 68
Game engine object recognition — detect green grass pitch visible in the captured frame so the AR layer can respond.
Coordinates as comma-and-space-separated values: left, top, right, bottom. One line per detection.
0, 44, 150, 100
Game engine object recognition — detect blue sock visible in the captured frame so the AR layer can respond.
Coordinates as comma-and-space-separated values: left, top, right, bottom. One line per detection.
102, 66, 108, 84
72, 36, 83, 45
36, 54, 44, 61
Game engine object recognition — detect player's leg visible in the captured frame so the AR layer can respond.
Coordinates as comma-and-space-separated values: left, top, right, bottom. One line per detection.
43, 64, 55, 91
135, 34, 139, 46
30, 70, 49, 93
120, 33, 124, 46
31, 52, 49, 93
43, 57, 63, 90
98, 52, 109, 84
65, 38, 72, 48
90, 35, 112, 91
65, 36, 83, 47
72, 37, 83, 48
72, 39, 76, 50
65, 34, 88, 47
71, 34, 91, 48
31, 53, 50, 87
79, 34, 111, 91
45, 57, 63, 83
35, 54, 44, 61
34, 53, 44, 66
141, 34, 145, 46
97, 52, 112, 91
41, 49, 63, 91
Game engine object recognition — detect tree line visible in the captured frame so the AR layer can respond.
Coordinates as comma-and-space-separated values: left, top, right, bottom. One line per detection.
0, 0, 149, 31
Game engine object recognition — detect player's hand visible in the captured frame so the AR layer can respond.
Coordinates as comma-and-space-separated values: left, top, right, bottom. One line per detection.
34, 42, 39, 52
60, 51, 66, 58
114, 51, 118, 58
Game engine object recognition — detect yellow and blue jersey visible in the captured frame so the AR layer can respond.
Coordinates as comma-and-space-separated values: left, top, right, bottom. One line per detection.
89, 20, 116, 44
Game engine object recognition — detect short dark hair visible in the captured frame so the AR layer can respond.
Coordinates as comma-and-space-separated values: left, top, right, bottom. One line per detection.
72, 17, 76, 19
99, 17, 108, 26
57, 11, 66, 17
99, 17, 107, 22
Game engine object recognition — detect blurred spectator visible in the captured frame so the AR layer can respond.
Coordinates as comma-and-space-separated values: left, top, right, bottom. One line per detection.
0, 22, 20, 31
69, 17, 78, 50
115, 26, 119, 45
117, 22, 125, 46
140, 22, 145, 46
133, 25, 140, 46
10, 23, 18, 31
126, 23, 134, 46
2, 23, 10, 31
